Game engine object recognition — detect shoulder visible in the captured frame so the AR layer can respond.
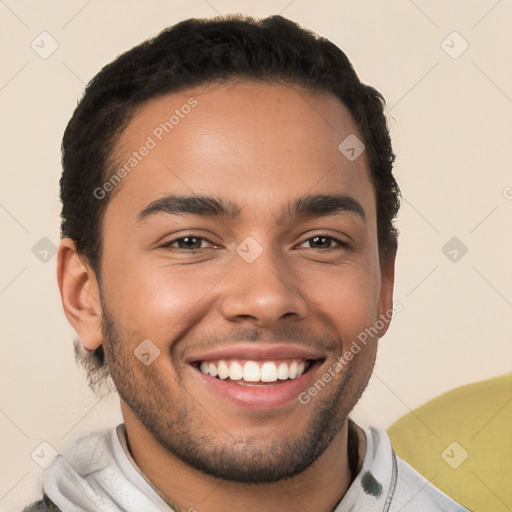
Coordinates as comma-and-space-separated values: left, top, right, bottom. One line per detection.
22, 495, 61, 512
342, 424, 469, 511
391, 455, 469, 511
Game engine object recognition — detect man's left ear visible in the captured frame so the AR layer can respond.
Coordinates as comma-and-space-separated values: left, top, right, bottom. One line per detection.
378, 248, 397, 338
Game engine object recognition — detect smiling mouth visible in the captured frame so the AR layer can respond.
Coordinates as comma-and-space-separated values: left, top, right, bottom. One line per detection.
192, 358, 320, 385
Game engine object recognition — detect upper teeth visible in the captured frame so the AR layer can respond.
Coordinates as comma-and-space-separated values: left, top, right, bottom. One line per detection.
198, 360, 307, 382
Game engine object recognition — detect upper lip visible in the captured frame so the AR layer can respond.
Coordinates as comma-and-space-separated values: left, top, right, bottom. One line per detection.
187, 343, 325, 363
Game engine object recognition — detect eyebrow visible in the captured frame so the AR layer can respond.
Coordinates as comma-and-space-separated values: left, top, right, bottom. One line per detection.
137, 193, 366, 224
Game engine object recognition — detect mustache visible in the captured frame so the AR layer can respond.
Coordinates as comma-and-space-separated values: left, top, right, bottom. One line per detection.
174, 325, 341, 359
99, 300, 341, 357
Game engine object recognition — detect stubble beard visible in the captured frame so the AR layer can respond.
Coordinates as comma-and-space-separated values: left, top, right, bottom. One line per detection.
100, 305, 375, 483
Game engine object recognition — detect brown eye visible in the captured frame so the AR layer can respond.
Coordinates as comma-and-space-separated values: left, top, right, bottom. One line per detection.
299, 236, 343, 249
164, 236, 210, 250
177, 237, 203, 249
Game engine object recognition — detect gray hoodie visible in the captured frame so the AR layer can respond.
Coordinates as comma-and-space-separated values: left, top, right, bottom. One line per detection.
24, 422, 468, 511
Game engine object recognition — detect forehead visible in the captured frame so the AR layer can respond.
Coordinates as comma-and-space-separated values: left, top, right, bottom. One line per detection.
105, 81, 375, 225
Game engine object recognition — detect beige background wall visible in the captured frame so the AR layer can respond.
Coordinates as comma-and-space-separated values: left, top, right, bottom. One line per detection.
1, 0, 511, 509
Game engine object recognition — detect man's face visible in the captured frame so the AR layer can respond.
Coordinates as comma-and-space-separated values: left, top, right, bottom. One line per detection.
98, 81, 394, 482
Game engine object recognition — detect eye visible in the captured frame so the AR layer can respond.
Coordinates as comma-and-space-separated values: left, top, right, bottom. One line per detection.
163, 236, 214, 250
298, 235, 346, 250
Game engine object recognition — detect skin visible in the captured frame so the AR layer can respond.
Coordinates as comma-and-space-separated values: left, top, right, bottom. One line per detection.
58, 81, 395, 512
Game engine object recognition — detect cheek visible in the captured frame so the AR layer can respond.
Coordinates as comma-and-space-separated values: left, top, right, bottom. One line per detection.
102, 257, 221, 339
295, 259, 381, 344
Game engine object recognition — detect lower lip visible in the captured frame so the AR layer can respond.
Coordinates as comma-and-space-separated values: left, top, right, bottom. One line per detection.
194, 362, 321, 410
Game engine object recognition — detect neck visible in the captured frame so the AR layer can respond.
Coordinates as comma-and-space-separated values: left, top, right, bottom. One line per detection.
121, 403, 356, 512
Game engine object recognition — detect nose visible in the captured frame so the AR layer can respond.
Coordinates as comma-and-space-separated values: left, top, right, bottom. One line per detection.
218, 246, 308, 327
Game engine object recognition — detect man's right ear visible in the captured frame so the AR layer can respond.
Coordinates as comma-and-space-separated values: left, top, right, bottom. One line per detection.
57, 238, 103, 351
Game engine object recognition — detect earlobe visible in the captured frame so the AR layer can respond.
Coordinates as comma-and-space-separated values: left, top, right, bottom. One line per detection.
57, 238, 103, 351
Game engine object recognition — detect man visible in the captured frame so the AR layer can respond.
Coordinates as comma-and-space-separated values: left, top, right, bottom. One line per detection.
25, 14, 468, 511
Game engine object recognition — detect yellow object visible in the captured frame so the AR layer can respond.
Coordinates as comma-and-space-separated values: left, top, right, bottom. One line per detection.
387, 373, 512, 512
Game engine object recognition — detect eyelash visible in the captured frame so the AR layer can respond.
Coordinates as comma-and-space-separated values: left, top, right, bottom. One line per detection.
161, 234, 349, 251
